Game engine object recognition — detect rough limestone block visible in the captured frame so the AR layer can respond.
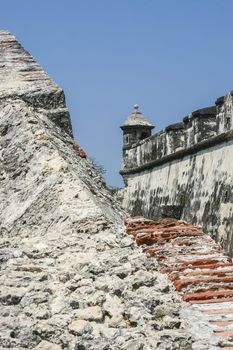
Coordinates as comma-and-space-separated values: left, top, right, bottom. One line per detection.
33, 340, 62, 350
74, 306, 103, 321
68, 320, 92, 335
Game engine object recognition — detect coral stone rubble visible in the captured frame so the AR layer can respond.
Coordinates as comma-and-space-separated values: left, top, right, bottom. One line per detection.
0, 31, 193, 350
1, 30, 232, 350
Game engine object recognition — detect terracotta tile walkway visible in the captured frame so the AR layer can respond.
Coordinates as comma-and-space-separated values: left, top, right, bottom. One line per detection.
125, 216, 233, 349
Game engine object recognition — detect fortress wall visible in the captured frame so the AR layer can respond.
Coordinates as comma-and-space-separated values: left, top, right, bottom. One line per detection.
121, 91, 233, 255
122, 106, 218, 172
216, 92, 233, 133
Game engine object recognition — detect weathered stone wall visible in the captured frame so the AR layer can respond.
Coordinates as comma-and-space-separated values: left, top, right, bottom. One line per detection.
0, 31, 73, 136
121, 106, 218, 174
1, 31, 205, 350
121, 91, 233, 256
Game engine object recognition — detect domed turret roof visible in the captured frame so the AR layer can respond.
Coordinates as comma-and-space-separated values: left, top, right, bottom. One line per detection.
121, 104, 154, 128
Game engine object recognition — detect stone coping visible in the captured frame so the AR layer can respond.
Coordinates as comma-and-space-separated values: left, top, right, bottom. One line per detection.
120, 129, 233, 175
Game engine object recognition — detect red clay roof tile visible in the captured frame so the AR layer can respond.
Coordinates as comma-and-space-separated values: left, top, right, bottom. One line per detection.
124, 216, 233, 346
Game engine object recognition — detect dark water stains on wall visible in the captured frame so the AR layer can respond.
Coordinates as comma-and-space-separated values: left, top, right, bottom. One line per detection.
121, 92, 233, 255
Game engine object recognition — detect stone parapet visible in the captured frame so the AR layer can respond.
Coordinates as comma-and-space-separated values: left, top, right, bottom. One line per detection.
121, 95, 233, 174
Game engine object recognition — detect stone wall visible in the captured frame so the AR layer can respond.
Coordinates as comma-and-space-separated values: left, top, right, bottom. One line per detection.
0, 31, 73, 137
121, 91, 233, 255
1, 31, 201, 350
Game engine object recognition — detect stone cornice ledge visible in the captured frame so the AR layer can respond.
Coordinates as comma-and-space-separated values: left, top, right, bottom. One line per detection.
120, 130, 233, 175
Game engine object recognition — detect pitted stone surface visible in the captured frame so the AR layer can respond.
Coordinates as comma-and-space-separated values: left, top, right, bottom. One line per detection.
0, 31, 195, 350
0, 30, 73, 136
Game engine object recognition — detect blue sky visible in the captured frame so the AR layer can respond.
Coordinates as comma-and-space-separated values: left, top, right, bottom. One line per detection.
1, 0, 233, 186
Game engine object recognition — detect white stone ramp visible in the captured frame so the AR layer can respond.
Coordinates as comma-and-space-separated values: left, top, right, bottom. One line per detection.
0, 31, 197, 350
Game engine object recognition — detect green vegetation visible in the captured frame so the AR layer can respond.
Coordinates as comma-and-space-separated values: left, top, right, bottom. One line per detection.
179, 191, 186, 207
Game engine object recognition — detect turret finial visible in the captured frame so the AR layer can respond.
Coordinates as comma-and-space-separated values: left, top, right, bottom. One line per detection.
134, 104, 139, 112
